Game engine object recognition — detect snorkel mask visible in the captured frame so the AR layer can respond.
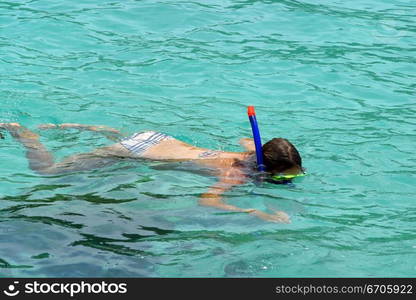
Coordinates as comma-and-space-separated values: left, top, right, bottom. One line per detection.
247, 106, 305, 184
268, 173, 305, 184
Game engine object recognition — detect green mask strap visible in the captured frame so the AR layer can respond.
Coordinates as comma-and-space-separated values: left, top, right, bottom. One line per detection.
271, 173, 306, 182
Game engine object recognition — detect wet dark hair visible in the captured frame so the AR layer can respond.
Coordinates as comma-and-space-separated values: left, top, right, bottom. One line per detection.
262, 138, 302, 174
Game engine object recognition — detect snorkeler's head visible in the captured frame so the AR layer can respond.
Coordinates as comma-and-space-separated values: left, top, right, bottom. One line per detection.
262, 138, 302, 177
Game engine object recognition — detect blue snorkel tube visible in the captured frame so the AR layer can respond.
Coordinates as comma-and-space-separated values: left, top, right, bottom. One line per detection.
247, 106, 266, 172
248, 106, 305, 185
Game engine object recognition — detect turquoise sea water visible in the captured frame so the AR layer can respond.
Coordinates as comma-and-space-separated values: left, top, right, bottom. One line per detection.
0, 0, 415, 277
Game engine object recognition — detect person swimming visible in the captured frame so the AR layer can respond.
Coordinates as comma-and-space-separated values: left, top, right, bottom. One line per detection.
0, 122, 304, 223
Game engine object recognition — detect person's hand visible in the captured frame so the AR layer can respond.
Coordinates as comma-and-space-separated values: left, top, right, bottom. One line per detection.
249, 209, 291, 223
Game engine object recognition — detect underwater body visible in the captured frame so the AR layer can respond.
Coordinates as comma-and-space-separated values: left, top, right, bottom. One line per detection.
0, 0, 415, 277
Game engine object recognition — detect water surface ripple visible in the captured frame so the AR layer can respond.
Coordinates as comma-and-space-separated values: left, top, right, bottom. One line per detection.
0, 0, 415, 277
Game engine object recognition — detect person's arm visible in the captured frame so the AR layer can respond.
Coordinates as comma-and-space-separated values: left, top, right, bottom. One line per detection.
199, 168, 290, 223
239, 138, 255, 152
38, 123, 123, 141
199, 172, 254, 213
